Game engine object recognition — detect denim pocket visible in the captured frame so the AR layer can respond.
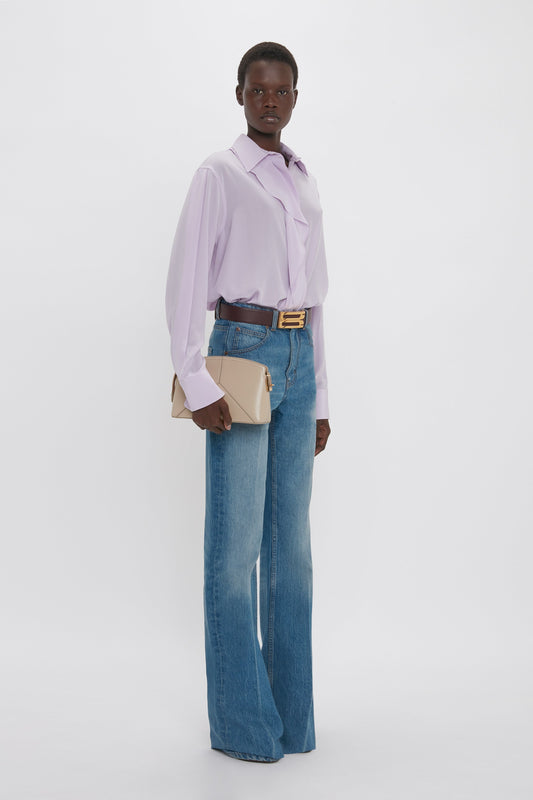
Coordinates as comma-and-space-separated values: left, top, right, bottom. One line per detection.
226, 323, 270, 355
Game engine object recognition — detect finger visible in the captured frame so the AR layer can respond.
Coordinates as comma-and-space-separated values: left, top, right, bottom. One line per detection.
315, 434, 327, 455
221, 402, 232, 430
211, 417, 227, 434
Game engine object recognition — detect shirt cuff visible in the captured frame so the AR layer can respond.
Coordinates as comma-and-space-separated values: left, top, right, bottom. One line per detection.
180, 368, 225, 412
315, 388, 329, 420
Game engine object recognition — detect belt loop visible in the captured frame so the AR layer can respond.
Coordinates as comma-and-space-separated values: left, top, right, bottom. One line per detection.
271, 309, 279, 330
215, 297, 222, 319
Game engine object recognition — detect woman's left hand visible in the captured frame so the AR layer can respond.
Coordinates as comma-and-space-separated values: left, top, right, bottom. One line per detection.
315, 419, 331, 456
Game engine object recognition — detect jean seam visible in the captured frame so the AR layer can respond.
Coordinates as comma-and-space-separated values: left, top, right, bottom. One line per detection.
292, 326, 302, 385
284, 329, 300, 391
266, 419, 278, 687
211, 324, 229, 354
211, 436, 228, 743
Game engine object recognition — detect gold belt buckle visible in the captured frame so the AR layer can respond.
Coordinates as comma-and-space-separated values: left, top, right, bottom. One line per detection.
277, 310, 306, 329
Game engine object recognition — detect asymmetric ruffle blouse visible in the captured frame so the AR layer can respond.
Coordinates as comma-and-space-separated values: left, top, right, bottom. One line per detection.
165, 132, 329, 419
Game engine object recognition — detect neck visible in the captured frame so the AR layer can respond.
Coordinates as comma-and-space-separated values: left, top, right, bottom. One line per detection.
246, 127, 283, 153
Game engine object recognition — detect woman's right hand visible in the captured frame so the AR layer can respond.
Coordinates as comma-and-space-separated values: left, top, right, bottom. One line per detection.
192, 397, 232, 434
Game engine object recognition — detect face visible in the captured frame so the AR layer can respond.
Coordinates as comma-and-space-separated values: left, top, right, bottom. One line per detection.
236, 60, 298, 136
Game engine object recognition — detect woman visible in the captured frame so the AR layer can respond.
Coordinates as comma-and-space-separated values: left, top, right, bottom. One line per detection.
165, 41, 331, 763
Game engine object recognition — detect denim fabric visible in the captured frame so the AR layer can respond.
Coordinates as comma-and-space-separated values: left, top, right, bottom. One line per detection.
203, 302, 317, 761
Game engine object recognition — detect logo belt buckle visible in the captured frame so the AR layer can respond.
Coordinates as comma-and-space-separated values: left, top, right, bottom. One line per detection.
277, 310, 306, 329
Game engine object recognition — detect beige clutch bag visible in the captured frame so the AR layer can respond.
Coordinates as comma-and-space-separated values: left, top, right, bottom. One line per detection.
171, 356, 273, 424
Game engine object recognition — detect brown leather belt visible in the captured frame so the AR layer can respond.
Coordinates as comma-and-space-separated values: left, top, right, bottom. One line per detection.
217, 300, 310, 329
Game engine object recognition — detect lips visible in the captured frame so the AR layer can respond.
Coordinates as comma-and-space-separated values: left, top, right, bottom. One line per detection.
261, 114, 280, 120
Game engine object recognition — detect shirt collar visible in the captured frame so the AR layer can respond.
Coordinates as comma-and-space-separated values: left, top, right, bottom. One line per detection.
230, 133, 309, 176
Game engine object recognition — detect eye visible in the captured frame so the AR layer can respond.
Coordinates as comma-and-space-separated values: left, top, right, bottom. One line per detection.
252, 88, 264, 94
278, 89, 288, 95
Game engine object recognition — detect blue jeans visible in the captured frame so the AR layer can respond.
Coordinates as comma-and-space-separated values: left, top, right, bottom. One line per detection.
203, 302, 317, 761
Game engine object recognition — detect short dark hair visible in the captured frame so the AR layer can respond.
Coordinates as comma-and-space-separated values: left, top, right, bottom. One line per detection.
237, 42, 298, 89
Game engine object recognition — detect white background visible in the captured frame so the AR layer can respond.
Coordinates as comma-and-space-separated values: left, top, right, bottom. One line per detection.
1, 1, 532, 798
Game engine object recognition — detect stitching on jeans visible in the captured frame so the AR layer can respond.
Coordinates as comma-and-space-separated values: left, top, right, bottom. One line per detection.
211, 324, 229, 354
210, 433, 228, 743
293, 330, 302, 386
284, 329, 298, 392
220, 748, 279, 762
266, 419, 278, 686
228, 325, 270, 355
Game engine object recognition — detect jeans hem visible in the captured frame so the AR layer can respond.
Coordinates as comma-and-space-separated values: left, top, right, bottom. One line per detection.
213, 747, 283, 762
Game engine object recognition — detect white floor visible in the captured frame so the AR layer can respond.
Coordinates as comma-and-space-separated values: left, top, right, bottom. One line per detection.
2, 637, 531, 800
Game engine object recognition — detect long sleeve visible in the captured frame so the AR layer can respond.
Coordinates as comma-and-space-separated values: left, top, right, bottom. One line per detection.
165, 167, 226, 412
309, 303, 329, 419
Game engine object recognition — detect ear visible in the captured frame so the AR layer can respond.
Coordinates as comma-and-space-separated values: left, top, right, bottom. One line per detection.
293, 88, 298, 108
235, 84, 244, 106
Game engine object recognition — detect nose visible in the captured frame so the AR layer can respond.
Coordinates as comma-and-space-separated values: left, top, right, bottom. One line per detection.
263, 89, 278, 108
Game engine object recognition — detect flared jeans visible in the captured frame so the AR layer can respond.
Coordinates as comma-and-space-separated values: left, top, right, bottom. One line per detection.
203, 303, 317, 761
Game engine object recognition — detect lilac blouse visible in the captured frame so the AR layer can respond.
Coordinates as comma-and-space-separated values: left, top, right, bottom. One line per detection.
165, 133, 329, 419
